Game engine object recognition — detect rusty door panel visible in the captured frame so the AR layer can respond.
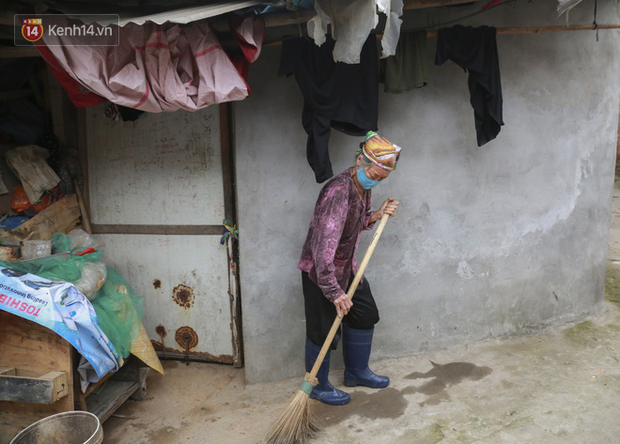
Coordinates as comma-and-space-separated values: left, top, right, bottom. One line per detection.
96, 234, 234, 362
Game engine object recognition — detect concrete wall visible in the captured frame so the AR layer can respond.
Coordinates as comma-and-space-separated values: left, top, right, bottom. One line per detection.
235, 0, 620, 383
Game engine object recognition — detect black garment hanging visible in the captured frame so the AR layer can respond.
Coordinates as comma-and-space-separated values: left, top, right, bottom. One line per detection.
435, 25, 504, 146
279, 36, 379, 183
118, 106, 144, 122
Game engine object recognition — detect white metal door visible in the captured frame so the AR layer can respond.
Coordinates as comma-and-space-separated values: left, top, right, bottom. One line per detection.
84, 104, 240, 365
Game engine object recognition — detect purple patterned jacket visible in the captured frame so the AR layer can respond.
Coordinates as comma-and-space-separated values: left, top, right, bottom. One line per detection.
298, 168, 376, 302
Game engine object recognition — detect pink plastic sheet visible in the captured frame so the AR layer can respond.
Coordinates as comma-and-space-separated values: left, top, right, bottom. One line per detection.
39, 17, 264, 112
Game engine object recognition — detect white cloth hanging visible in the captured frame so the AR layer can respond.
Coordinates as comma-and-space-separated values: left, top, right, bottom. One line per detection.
307, 0, 404, 64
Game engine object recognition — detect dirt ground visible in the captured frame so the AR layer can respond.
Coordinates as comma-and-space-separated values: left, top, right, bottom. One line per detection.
102, 181, 620, 444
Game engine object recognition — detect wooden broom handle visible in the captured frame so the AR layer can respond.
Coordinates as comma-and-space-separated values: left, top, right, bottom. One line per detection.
308, 213, 390, 380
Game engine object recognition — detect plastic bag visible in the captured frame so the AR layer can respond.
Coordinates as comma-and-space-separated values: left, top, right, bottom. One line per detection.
74, 262, 107, 299
68, 228, 104, 251
10, 185, 30, 213
91, 267, 143, 358
0, 215, 29, 231
51, 232, 72, 253
11, 185, 58, 215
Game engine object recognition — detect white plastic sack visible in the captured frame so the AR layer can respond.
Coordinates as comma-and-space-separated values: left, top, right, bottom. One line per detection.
74, 262, 107, 300
68, 228, 104, 251
308, 0, 404, 64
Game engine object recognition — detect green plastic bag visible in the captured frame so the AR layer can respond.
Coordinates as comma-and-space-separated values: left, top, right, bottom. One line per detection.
0, 234, 143, 359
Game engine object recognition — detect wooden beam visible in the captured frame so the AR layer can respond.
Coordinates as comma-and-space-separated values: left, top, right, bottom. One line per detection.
75, 179, 92, 234
219, 103, 234, 224
2, 0, 473, 33
83, 372, 115, 398
0, 46, 39, 58
258, 0, 477, 26
404, 0, 474, 9
91, 224, 224, 236
426, 23, 620, 37
0, 11, 17, 27
86, 380, 138, 423
0, 371, 68, 404
28, 73, 46, 109
212, 0, 472, 32
0, 89, 32, 101
3, 6, 618, 62
496, 23, 620, 34
262, 8, 316, 29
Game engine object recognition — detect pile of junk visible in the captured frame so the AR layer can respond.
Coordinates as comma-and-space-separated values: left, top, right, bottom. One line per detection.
0, 141, 163, 444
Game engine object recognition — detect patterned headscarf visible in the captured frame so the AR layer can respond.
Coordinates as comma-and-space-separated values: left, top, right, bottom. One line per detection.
357, 131, 402, 171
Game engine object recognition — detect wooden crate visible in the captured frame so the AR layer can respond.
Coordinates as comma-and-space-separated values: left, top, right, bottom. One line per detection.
0, 312, 146, 444
0, 311, 74, 444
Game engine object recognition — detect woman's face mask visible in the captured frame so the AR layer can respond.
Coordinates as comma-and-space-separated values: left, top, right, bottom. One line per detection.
356, 165, 381, 190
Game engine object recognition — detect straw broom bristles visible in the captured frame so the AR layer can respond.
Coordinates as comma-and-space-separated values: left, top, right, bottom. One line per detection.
265, 374, 321, 444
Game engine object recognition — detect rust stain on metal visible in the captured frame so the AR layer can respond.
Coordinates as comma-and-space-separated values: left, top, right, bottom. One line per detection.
153, 279, 162, 289
150, 340, 234, 365
175, 326, 198, 349
155, 325, 167, 338
172, 284, 194, 309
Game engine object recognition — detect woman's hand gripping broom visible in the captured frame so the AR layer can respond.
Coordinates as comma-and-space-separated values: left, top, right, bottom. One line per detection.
265, 213, 391, 444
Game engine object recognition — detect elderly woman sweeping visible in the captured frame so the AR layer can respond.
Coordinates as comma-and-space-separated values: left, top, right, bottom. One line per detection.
298, 131, 401, 406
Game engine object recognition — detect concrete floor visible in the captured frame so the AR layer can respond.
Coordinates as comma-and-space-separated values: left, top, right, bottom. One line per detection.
102, 182, 620, 444
102, 305, 620, 444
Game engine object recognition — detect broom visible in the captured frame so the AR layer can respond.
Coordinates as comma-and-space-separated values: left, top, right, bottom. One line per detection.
265, 212, 391, 444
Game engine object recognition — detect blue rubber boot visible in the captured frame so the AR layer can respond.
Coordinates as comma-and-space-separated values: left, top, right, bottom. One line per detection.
342, 326, 389, 388
305, 338, 350, 405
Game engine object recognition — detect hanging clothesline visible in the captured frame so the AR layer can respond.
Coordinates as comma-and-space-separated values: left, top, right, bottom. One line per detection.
266, 23, 620, 47
425, 23, 620, 37
4, 18, 618, 58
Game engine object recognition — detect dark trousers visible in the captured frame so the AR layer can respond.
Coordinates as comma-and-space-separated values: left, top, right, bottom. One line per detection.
302, 271, 379, 350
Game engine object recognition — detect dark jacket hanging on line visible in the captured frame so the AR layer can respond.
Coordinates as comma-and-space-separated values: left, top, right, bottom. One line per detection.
435, 25, 504, 146
279, 36, 379, 183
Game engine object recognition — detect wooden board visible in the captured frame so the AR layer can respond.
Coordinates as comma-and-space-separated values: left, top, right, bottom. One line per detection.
0, 371, 68, 404
0, 311, 74, 444
86, 380, 138, 423
4, 145, 61, 205
0, 195, 80, 244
